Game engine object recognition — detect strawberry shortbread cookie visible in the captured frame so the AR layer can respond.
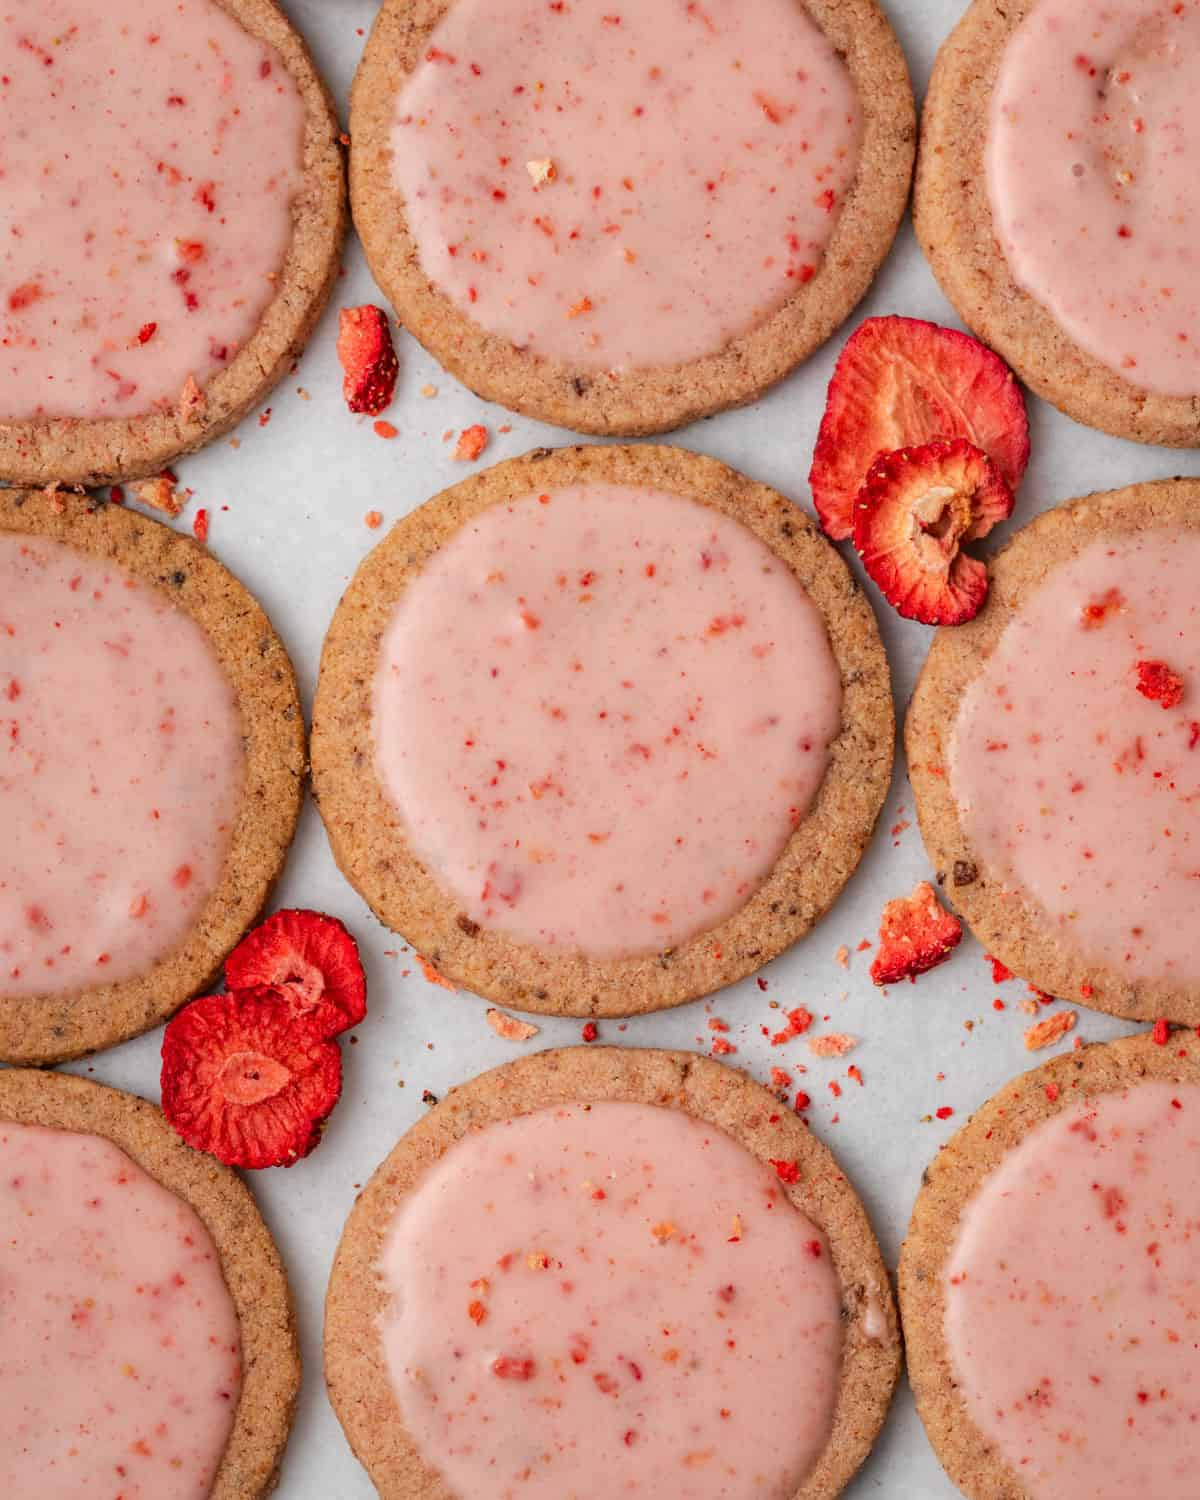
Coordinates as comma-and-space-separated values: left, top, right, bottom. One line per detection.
0, 0, 345, 486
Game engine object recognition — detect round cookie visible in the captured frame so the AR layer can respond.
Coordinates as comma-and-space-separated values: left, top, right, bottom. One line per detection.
917, 0, 1200, 447
900, 1032, 1200, 1499
349, 0, 915, 435
906, 478, 1200, 1024
0, 0, 346, 489
0, 488, 305, 1064
325, 1045, 901, 1500
311, 444, 893, 1018
0, 1067, 299, 1499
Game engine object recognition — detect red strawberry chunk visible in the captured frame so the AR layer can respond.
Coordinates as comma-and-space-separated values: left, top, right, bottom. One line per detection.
161, 988, 342, 1169
225, 909, 366, 1038
337, 304, 399, 416
853, 437, 1013, 625
870, 881, 963, 986
810, 316, 1029, 540
1135, 659, 1184, 710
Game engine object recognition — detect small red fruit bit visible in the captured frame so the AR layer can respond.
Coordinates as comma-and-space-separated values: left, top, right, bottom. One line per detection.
1135, 659, 1184, 710
809, 315, 1029, 541
870, 881, 963, 986
336, 305, 399, 416
769, 1158, 801, 1184
1152, 1018, 1171, 1046
225, 909, 366, 1038
854, 438, 1013, 625
160, 988, 341, 1169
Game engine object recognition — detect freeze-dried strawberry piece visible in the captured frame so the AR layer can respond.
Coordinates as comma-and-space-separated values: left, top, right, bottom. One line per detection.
870, 881, 963, 985
853, 438, 1013, 625
1135, 659, 1185, 710
161, 989, 341, 1169
225, 909, 365, 1038
337, 304, 399, 416
810, 316, 1030, 540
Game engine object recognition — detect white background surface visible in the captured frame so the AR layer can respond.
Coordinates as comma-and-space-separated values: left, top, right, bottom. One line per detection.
57, 1, 1200, 1495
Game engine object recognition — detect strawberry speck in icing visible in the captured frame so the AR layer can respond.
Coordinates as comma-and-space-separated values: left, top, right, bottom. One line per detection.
0, 1121, 241, 1498
371, 484, 842, 958
377, 1102, 841, 1498
987, 0, 1200, 395
0, 535, 244, 996
950, 532, 1200, 982
391, 0, 861, 370
944, 1083, 1200, 1497
0, 0, 306, 420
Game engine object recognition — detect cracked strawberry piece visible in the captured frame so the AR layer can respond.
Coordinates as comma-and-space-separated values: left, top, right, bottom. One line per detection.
870, 881, 963, 985
161, 988, 342, 1169
853, 438, 1013, 625
1135, 659, 1185, 710
225, 909, 365, 1038
337, 304, 399, 416
810, 316, 1029, 540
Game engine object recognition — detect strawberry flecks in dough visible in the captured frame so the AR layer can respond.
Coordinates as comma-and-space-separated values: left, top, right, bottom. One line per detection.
371, 484, 842, 958
944, 1083, 1200, 1496
377, 1102, 841, 1499
0, 535, 243, 997
987, 0, 1200, 395
0, 0, 306, 420
0, 1121, 241, 1499
950, 533, 1200, 983
391, 0, 861, 371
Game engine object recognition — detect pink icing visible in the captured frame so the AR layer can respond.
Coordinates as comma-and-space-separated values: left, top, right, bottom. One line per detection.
0, 532, 244, 997
371, 484, 843, 958
944, 1082, 1200, 1498
0, 0, 306, 421
987, 0, 1200, 395
378, 1101, 842, 1499
949, 531, 1200, 983
0, 1120, 241, 1498
391, 0, 861, 370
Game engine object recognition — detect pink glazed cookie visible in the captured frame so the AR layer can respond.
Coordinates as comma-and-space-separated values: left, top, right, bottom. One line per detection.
0, 0, 345, 488
0, 489, 304, 1064
311, 445, 893, 1017
900, 1032, 1200, 1500
907, 479, 1200, 1024
918, 0, 1200, 446
325, 1046, 900, 1500
348, 0, 914, 434
0, 1067, 299, 1500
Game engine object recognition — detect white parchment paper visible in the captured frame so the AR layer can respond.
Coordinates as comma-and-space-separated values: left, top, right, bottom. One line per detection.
58, 2, 1200, 1494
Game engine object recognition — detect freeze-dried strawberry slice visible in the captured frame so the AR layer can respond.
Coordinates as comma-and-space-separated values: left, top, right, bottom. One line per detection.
810, 316, 1029, 540
870, 881, 963, 986
853, 438, 1013, 625
161, 989, 342, 1169
337, 304, 399, 416
225, 909, 365, 1038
